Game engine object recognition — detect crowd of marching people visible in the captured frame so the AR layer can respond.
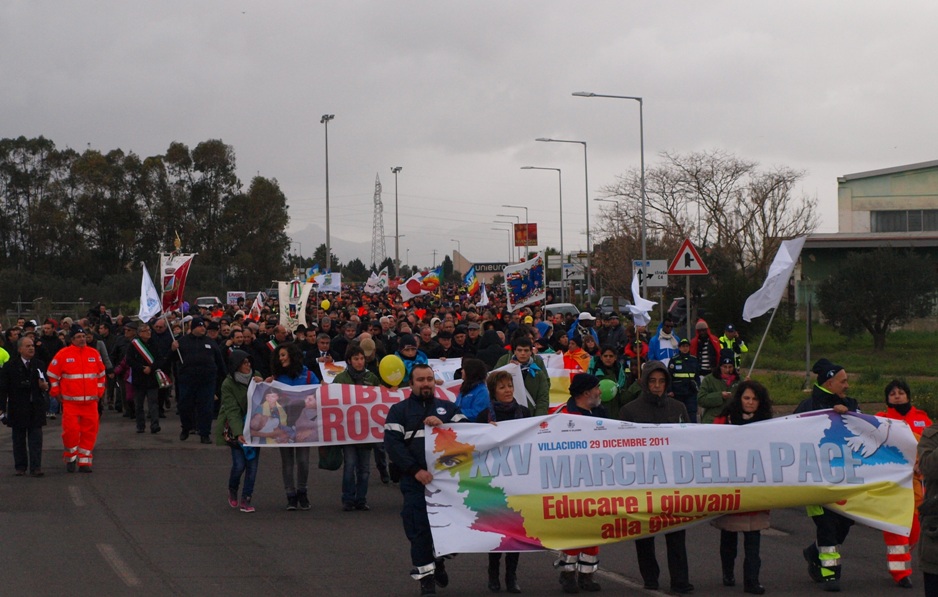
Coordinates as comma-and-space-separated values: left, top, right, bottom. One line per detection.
0, 281, 936, 596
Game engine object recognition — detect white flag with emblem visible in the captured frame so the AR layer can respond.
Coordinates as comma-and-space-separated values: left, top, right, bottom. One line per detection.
138, 263, 162, 322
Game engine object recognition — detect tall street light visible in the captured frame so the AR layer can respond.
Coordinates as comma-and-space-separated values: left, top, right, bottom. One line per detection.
501, 203, 529, 257
495, 213, 520, 262
572, 91, 646, 296
536, 137, 592, 302
450, 238, 461, 268
491, 227, 512, 263
521, 166, 563, 301
391, 166, 402, 276
320, 114, 335, 271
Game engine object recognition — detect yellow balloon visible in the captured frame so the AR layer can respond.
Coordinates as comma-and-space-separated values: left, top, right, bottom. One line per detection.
379, 354, 406, 387
320, 299, 331, 311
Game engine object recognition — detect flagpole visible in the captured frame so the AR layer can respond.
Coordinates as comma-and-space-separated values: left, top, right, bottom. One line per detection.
746, 306, 778, 378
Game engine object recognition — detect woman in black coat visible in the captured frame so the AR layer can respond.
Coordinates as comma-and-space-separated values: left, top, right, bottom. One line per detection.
0, 337, 48, 476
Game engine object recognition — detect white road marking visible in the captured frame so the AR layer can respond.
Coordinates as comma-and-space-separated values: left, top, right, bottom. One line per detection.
68, 485, 85, 507
97, 543, 141, 587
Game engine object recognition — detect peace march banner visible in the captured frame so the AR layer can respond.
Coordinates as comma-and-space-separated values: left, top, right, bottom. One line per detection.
424, 410, 917, 555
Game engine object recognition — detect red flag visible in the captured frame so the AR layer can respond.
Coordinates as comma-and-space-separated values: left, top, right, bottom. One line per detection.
159, 253, 195, 312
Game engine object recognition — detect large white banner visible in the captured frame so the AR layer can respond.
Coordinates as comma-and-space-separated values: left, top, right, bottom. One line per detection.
424, 410, 917, 555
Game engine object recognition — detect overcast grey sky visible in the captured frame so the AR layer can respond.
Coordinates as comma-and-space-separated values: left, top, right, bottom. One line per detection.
4, 1, 935, 268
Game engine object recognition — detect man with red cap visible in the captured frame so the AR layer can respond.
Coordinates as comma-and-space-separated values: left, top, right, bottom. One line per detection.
47, 324, 106, 472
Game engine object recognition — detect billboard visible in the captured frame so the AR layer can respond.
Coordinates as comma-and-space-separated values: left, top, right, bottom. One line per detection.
514, 223, 538, 247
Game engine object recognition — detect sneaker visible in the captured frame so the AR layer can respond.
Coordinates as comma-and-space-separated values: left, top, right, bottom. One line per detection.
200, 435, 211, 444
355, 503, 370, 511
66, 461, 77, 473
803, 547, 823, 583
286, 495, 298, 510
48, 412, 57, 420
297, 492, 310, 510
228, 488, 239, 508
239, 496, 255, 513
434, 558, 449, 588
419, 575, 437, 596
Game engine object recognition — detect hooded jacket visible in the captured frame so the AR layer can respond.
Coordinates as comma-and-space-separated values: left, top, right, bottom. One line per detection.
618, 360, 690, 424
214, 349, 257, 445
699, 366, 741, 424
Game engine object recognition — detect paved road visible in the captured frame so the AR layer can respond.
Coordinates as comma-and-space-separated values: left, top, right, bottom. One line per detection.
0, 411, 926, 596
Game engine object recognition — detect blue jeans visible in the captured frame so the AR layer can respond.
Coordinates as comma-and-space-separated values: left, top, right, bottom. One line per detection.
229, 445, 259, 498
47, 394, 59, 415
177, 378, 216, 437
342, 444, 372, 506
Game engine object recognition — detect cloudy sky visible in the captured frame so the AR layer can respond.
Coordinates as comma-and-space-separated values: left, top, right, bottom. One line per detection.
4, 1, 936, 268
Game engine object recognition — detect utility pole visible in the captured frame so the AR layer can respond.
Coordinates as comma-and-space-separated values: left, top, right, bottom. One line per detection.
431, 250, 438, 269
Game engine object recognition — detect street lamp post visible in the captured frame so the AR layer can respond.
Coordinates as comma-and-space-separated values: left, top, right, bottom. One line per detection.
521, 166, 563, 301
391, 166, 402, 276
320, 114, 335, 271
491, 228, 512, 263
572, 92, 646, 297
495, 213, 521, 262
536, 137, 592, 303
450, 238, 461, 270
501, 203, 529, 258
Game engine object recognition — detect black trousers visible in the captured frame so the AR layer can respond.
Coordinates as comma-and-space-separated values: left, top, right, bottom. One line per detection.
12, 426, 43, 472
635, 530, 689, 587
805, 508, 854, 581
720, 530, 761, 584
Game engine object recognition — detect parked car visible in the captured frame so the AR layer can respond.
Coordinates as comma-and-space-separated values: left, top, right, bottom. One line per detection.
668, 296, 706, 328
597, 296, 632, 316
544, 302, 580, 320
195, 296, 222, 308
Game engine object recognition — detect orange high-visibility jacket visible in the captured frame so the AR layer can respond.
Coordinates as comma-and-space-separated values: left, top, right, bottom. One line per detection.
47, 345, 106, 402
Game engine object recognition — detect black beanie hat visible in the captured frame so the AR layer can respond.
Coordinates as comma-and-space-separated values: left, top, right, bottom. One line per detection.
719, 349, 735, 366
812, 358, 844, 383
569, 373, 600, 397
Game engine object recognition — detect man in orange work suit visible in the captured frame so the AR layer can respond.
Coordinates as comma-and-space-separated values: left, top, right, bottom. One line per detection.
47, 324, 105, 473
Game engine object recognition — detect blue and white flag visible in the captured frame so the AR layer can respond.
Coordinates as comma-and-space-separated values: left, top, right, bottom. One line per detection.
138, 263, 162, 322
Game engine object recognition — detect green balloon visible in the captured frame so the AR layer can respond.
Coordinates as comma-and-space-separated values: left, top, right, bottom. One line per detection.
599, 379, 617, 402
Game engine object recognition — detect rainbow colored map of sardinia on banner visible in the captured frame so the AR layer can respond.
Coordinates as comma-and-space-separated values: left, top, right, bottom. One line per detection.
426, 411, 916, 555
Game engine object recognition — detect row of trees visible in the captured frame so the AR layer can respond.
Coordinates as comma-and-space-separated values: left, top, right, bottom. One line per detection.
0, 136, 291, 306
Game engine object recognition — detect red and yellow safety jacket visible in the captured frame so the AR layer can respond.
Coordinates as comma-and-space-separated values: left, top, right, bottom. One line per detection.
47, 345, 106, 402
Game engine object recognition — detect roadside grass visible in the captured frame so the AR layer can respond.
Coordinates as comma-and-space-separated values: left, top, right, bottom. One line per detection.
739, 323, 938, 416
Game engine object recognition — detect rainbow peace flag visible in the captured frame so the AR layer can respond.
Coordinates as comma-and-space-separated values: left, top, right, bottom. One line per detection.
464, 266, 480, 296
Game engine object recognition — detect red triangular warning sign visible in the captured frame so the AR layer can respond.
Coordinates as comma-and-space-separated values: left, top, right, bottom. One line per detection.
667, 239, 709, 275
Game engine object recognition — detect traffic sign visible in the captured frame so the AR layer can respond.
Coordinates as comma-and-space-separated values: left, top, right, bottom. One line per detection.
632, 260, 669, 287
548, 280, 564, 288
667, 239, 709, 275
561, 263, 584, 281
